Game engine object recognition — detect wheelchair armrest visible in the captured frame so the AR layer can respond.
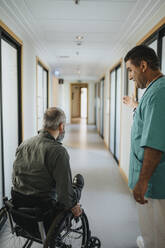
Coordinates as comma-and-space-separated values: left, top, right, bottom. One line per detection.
3, 198, 14, 210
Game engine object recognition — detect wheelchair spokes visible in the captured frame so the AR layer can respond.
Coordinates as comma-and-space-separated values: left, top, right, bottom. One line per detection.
52, 214, 88, 248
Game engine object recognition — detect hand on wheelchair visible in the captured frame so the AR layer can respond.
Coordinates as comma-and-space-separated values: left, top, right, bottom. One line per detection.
71, 203, 82, 217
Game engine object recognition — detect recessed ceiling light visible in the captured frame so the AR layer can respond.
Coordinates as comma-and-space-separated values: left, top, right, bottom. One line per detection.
54, 70, 60, 76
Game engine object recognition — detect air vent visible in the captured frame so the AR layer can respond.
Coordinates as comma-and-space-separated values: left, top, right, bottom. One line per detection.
59, 56, 70, 59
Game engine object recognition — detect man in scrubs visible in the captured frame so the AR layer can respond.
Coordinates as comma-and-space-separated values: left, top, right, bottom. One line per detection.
124, 45, 165, 248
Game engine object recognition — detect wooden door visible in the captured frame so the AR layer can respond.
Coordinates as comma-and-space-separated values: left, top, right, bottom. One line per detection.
71, 85, 80, 117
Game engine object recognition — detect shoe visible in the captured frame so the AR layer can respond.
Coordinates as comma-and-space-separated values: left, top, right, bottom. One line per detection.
136, 236, 145, 248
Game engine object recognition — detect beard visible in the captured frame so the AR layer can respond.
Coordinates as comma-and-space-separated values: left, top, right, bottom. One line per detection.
136, 74, 147, 89
56, 129, 65, 143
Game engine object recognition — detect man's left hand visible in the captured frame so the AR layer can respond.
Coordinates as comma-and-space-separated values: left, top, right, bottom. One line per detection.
133, 179, 148, 204
71, 203, 82, 217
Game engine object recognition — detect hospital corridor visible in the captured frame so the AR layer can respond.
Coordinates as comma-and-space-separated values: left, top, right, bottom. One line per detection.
0, 0, 165, 248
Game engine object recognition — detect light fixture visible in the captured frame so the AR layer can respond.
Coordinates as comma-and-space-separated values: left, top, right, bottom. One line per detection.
75, 35, 83, 46
76, 35, 83, 40
54, 70, 60, 77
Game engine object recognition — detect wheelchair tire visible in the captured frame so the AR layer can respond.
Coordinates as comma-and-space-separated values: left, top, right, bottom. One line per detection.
88, 236, 101, 248
45, 210, 90, 248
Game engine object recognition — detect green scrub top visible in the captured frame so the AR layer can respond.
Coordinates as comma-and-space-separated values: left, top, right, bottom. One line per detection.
129, 76, 165, 199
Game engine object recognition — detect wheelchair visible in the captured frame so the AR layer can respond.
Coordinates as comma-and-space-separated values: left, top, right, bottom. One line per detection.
0, 197, 101, 248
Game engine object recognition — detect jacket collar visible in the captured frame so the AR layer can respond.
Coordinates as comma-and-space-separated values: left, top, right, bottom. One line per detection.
38, 129, 62, 144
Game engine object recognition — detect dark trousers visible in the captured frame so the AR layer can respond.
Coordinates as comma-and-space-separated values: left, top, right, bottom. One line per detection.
11, 189, 64, 233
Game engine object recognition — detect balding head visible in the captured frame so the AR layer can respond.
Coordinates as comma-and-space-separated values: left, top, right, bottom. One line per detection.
43, 107, 66, 131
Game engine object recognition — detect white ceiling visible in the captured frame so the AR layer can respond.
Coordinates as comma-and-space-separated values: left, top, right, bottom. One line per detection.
1, 0, 165, 82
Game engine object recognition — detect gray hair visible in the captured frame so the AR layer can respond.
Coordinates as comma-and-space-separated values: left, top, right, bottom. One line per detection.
43, 107, 66, 130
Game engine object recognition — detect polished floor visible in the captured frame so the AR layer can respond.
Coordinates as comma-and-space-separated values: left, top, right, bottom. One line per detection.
0, 120, 140, 248
64, 120, 140, 248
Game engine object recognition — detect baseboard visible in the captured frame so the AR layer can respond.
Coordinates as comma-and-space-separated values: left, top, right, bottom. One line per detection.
119, 166, 128, 184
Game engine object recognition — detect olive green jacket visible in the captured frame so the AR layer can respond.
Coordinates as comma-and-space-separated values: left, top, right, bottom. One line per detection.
12, 130, 77, 209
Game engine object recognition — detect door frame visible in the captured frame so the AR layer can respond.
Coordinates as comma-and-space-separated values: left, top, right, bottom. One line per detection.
36, 56, 49, 131
109, 59, 122, 164
70, 83, 88, 123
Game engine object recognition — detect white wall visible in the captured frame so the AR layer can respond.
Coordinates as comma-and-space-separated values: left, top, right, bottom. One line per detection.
51, 75, 59, 107
49, 72, 53, 107
88, 82, 95, 124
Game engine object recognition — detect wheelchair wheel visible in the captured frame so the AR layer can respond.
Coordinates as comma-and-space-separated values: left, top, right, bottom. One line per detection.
52, 211, 89, 248
88, 236, 101, 248
58, 213, 89, 248
0, 218, 42, 248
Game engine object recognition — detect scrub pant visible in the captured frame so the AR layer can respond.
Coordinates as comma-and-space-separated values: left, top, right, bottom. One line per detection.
136, 198, 165, 248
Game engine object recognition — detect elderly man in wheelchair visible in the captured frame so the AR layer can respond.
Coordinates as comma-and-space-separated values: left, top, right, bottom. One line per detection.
1, 107, 101, 248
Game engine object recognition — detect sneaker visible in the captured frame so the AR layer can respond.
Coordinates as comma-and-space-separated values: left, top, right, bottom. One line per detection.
136, 236, 145, 248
